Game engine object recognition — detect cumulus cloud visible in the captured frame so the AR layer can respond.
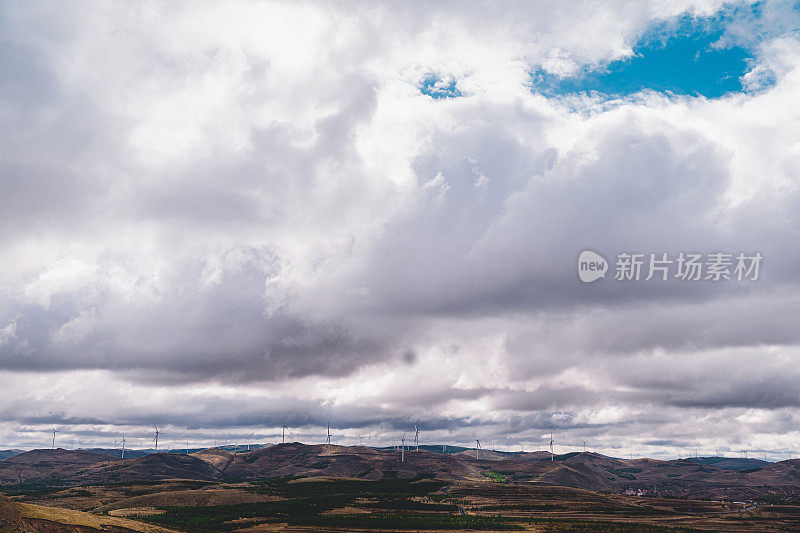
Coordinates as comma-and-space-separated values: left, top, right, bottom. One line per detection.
0, 0, 799, 457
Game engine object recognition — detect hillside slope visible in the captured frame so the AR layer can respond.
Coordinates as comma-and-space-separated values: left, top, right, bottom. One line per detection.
0, 449, 117, 484
0, 494, 173, 532
3, 445, 800, 502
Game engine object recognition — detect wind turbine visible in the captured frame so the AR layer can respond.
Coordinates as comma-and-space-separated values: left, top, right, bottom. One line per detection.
326, 422, 332, 455
582, 440, 588, 453
414, 425, 419, 451
400, 433, 406, 462
121, 435, 126, 459
50, 427, 57, 449
550, 433, 554, 461
281, 424, 294, 444
153, 425, 159, 452
475, 439, 481, 460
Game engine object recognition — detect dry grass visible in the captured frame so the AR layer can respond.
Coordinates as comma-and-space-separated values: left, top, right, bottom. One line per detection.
18, 501, 177, 532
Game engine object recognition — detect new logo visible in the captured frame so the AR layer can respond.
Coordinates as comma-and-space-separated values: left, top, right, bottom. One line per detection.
578, 250, 608, 283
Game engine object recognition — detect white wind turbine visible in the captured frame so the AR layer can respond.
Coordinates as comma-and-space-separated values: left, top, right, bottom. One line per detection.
281, 424, 294, 444
475, 439, 481, 460
326, 422, 332, 455
51, 427, 57, 449
118, 435, 127, 459
550, 433, 554, 461
153, 425, 160, 452
400, 433, 406, 462
414, 425, 419, 451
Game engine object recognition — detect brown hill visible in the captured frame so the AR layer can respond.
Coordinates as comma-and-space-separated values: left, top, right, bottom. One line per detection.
0, 494, 35, 533
3, 444, 800, 503
0, 449, 117, 484
74, 453, 218, 484
543, 453, 800, 501
95, 487, 280, 512
219, 443, 484, 481
452, 449, 509, 461
0, 493, 171, 532
531, 461, 617, 491
190, 447, 235, 471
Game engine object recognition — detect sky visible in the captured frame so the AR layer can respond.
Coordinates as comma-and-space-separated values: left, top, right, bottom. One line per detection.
1, 0, 800, 459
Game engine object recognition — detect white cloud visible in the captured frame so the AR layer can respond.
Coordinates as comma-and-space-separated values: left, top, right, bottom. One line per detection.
0, 0, 799, 455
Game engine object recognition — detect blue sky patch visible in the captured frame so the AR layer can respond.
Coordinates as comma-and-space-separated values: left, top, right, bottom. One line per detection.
533, 6, 768, 99
420, 74, 462, 99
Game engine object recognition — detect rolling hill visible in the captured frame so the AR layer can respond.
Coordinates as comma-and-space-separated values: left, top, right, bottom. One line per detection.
0, 493, 171, 532
2, 444, 800, 503
0, 449, 118, 484
0, 450, 22, 461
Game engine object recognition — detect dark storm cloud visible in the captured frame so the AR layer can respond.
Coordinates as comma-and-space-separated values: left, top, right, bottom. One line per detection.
0, 393, 476, 433
668, 379, 800, 409
0, 302, 384, 382
11, 415, 109, 426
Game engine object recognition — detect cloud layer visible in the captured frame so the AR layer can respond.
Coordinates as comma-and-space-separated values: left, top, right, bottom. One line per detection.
1, 0, 800, 458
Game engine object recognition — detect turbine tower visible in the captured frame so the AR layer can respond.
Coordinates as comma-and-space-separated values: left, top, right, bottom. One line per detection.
414, 425, 419, 451
326, 422, 331, 455
475, 439, 481, 460
51, 427, 57, 449
153, 425, 159, 452
121, 435, 126, 459
550, 433, 554, 461
400, 433, 406, 462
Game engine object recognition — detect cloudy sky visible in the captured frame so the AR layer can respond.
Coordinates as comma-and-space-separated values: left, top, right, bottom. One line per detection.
1, 0, 800, 458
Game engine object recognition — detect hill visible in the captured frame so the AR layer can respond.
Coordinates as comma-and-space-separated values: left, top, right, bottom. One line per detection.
190, 447, 236, 471
2, 445, 800, 503
220, 442, 484, 481
0, 449, 117, 484
0, 493, 171, 532
688, 455, 770, 470
74, 452, 219, 484
82, 448, 152, 460
0, 450, 23, 461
